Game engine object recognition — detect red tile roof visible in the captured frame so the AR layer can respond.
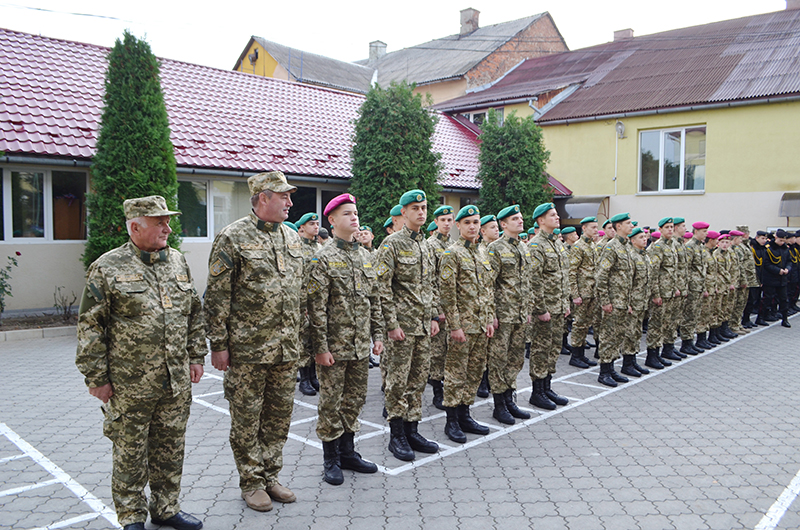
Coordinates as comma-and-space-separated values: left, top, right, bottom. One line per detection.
0, 28, 481, 190
434, 9, 800, 123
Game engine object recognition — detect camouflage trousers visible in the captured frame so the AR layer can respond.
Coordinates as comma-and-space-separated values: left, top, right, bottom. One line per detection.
487, 322, 527, 392
718, 289, 735, 325
224, 361, 295, 491
570, 297, 597, 348
699, 293, 717, 332
443, 332, 488, 407
681, 292, 703, 338
676, 295, 691, 340
428, 326, 448, 382
598, 307, 629, 363
102, 385, 190, 526
529, 313, 564, 381
731, 287, 748, 330
297, 322, 315, 370
625, 309, 646, 354
384, 333, 431, 422
647, 297, 679, 348
316, 357, 369, 442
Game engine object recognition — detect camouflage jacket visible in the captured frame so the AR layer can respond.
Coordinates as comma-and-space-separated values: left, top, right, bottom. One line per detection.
439, 237, 495, 333
76, 242, 205, 396
376, 225, 439, 335
204, 213, 305, 364
740, 242, 759, 287
529, 231, 570, 316
569, 236, 596, 300
595, 236, 634, 310
673, 236, 689, 293
685, 237, 708, 294
715, 247, 734, 290
306, 237, 383, 360
732, 243, 750, 287
427, 232, 452, 311
703, 247, 719, 293
595, 235, 612, 257
487, 235, 532, 324
630, 247, 651, 312
648, 236, 679, 299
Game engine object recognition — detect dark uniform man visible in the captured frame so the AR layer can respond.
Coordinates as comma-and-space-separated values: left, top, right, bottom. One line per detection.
307, 194, 384, 485
528, 202, 571, 410
761, 229, 793, 327
376, 189, 441, 461
751, 231, 769, 325
76, 196, 204, 530
295, 212, 322, 396
568, 216, 600, 369
205, 172, 304, 512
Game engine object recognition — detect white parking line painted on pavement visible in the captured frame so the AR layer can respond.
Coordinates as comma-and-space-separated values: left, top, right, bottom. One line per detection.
0, 423, 120, 529
0, 478, 59, 497
0, 453, 26, 463
31, 511, 102, 530
755, 465, 800, 530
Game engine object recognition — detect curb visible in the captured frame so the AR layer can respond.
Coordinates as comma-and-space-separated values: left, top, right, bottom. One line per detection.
0, 326, 76, 342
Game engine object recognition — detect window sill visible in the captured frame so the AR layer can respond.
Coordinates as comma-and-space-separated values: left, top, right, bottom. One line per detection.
636, 190, 705, 196
0, 239, 86, 244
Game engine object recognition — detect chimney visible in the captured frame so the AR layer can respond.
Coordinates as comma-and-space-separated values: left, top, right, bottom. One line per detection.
369, 40, 387, 63
788, 0, 800, 9
614, 28, 634, 41
460, 8, 480, 35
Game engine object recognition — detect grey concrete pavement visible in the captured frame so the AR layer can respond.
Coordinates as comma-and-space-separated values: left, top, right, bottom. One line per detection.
1, 316, 800, 529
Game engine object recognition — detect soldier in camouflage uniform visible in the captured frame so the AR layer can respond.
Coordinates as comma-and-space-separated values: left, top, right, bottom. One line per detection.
475, 213, 499, 397
426, 205, 455, 410
715, 233, 739, 338
307, 194, 384, 486
702, 231, 724, 345
528, 203, 571, 410
624, 227, 652, 376
568, 216, 600, 369
204, 172, 303, 512
729, 230, 751, 334
686, 222, 712, 351
295, 212, 322, 396
376, 189, 441, 462
76, 196, 204, 530
737, 226, 761, 328
594, 212, 634, 386
486, 205, 533, 426
439, 206, 497, 442
647, 217, 682, 364
673, 218, 696, 356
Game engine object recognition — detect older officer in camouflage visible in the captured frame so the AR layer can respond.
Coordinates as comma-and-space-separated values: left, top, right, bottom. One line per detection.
439, 205, 497, 442
296, 212, 322, 396
307, 194, 384, 485
76, 196, 204, 530
376, 189, 441, 461
568, 216, 600, 369
427, 205, 455, 410
486, 205, 533, 425
204, 171, 304, 512
595, 212, 634, 386
528, 202, 571, 410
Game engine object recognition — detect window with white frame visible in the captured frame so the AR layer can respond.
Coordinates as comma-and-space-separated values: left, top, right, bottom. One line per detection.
639, 126, 706, 193
1, 168, 88, 241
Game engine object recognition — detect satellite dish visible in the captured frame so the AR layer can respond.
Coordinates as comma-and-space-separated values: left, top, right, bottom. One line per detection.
615, 121, 625, 139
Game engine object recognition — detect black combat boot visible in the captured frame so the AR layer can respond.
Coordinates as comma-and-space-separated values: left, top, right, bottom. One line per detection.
457, 404, 490, 435
621, 355, 642, 377
644, 347, 665, 370
544, 375, 568, 406
528, 379, 556, 410
766, 312, 780, 322
597, 363, 617, 387
691, 338, 706, 353
561, 333, 571, 355
492, 393, 515, 425
444, 407, 466, 443
714, 327, 730, 342
707, 328, 720, 344
660, 343, 682, 361
339, 432, 378, 474
404, 421, 439, 453
298, 367, 317, 396
593, 340, 600, 359
322, 439, 344, 485
309, 364, 320, 391
581, 348, 598, 366
755, 315, 769, 326
782, 316, 792, 328
569, 345, 590, 368
696, 332, 713, 349
721, 322, 737, 339
609, 362, 629, 383
630, 355, 649, 375
680, 339, 699, 356
429, 379, 445, 410
504, 389, 530, 419
476, 370, 490, 398
388, 418, 414, 461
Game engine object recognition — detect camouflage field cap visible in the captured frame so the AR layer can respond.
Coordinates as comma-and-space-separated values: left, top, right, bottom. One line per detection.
248, 171, 297, 195
123, 195, 181, 220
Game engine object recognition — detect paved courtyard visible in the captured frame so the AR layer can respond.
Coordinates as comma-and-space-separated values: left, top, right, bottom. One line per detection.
1, 315, 799, 530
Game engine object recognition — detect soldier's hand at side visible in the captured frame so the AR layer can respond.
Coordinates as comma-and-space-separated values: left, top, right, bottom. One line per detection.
573, 297, 582, 306
190, 364, 204, 383
450, 328, 467, 343
537, 312, 551, 322
601, 304, 613, 314
316, 352, 335, 366
486, 321, 495, 338
388, 328, 406, 341
89, 383, 113, 403
438, 313, 446, 322
675, 290, 681, 297
373, 341, 384, 356
431, 320, 440, 337
565, 308, 570, 318
703, 291, 709, 298
653, 297, 663, 306
628, 306, 633, 314
526, 314, 532, 324
211, 350, 230, 371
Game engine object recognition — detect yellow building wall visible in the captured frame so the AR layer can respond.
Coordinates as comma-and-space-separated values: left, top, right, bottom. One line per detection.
415, 79, 468, 106
235, 41, 284, 79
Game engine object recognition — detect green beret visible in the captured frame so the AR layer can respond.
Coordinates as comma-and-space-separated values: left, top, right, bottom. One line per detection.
561, 227, 576, 235
602, 219, 612, 228
629, 227, 644, 238
519, 233, 528, 240
480, 214, 497, 226
580, 216, 597, 225
497, 204, 521, 221
632, 221, 638, 227
295, 212, 319, 227
673, 217, 685, 224
360, 225, 372, 232
499, 230, 504, 237
433, 205, 454, 218
609, 212, 630, 223
532, 202, 555, 221
283, 221, 298, 232
533, 222, 539, 229
456, 205, 481, 222
390, 204, 403, 216
427, 221, 438, 232
658, 216, 673, 228
399, 189, 426, 207
553, 228, 561, 235
383, 217, 393, 228
527, 227, 536, 235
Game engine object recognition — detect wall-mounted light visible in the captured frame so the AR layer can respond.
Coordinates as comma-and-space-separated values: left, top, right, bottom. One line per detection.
248, 47, 259, 66
615, 120, 626, 139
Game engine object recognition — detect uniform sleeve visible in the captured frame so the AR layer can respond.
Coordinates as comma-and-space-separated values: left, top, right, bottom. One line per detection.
488, 247, 502, 317
376, 242, 399, 331
529, 243, 547, 316
203, 232, 236, 352
648, 244, 664, 299
568, 245, 582, 299
428, 246, 443, 318
369, 270, 384, 344
183, 256, 207, 365
439, 251, 461, 330
306, 255, 331, 355
595, 246, 614, 308
75, 263, 111, 388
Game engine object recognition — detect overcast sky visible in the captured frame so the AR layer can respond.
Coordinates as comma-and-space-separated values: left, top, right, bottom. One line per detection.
0, 0, 789, 69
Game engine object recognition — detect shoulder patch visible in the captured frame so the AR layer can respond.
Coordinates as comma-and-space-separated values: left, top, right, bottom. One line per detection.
176, 274, 189, 283
530, 243, 538, 247
382, 243, 390, 250
441, 265, 454, 281
376, 262, 390, 276
88, 282, 104, 302
210, 258, 228, 277
311, 257, 319, 263
307, 279, 321, 295
363, 262, 372, 268
219, 250, 233, 268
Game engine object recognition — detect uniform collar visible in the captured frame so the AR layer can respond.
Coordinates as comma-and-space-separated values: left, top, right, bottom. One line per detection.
402, 225, 424, 242
436, 231, 449, 241
335, 236, 359, 250
583, 235, 593, 243
250, 211, 280, 232
541, 230, 556, 242
131, 242, 169, 264
302, 236, 317, 245
460, 236, 479, 249
616, 235, 628, 245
